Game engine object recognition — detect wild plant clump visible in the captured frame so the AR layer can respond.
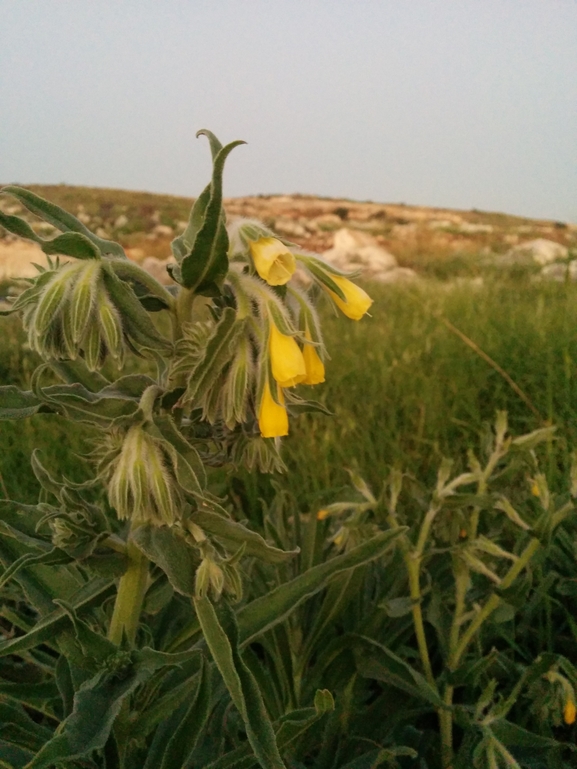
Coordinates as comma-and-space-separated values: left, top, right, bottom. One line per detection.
0, 133, 576, 769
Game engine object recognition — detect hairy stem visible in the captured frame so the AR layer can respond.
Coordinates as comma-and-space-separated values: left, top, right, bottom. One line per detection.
108, 537, 149, 646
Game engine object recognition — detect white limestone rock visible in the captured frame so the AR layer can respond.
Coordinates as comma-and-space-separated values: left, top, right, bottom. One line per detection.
322, 228, 398, 280
505, 238, 568, 266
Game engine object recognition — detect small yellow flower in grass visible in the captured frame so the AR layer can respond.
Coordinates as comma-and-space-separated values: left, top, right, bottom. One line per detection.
269, 322, 306, 387
302, 329, 325, 385
564, 698, 576, 725
258, 380, 289, 438
326, 275, 373, 321
249, 237, 296, 286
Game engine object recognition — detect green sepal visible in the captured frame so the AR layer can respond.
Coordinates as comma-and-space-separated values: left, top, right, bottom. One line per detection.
176, 133, 245, 295
1, 185, 126, 258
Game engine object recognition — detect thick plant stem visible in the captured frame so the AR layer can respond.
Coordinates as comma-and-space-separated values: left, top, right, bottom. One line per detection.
108, 538, 149, 646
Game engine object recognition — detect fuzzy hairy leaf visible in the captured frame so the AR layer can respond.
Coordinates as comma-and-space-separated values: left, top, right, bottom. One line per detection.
131, 524, 200, 596
2, 186, 126, 258
194, 597, 286, 769
192, 510, 298, 564
178, 134, 245, 294
237, 528, 405, 646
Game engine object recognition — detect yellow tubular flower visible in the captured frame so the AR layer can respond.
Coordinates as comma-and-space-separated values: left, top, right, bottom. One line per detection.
564, 698, 576, 725
302, 329, 325, 385
326, 275, 373, 321
249, 237, 296, 286
258, 381, 289, 438
269, 323, 306, 387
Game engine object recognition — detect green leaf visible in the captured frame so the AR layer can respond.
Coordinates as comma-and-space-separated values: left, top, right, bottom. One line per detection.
42, 232, 101, 260
192, 510, 298, 563
2, 186, 126, 259
0, 577, 115, 658
50, 358, 110, 391
0, 547, 71, 592
32, 375, 153, 427
0, 386, 43, 420
101, 263, 172, 353
0, 681, 59, 709
354, 635, 444, 708
182, 307, 244, 405
194, 597, 286, 769
157, 658, 212, 769
237, 528, 405, 646
491, 719, 569, 752
179, 135, 246, 294
0, 210, 41, 242
131, 524, 200, 596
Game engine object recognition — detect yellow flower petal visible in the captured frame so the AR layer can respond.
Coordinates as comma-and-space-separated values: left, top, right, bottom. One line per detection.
564, 699, 576, 725
326, 275, 373, 320
249, 237, 296, 286
302, 330, 325, 385
269, 323, 306, 387
258, 381, 289, 438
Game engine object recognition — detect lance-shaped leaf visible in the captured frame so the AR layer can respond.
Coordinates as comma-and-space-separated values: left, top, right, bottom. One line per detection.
0, 386, 45, 420
142, 659, 212, 769
194, 597, 286, 769
31, 375, 154, 428
192, 510, 298, 564
171, 129, 224, 262
205, 691, 334, 769
17, 645, 200, 769
354, 635, 444, 708
0, 209, 42, 242
101, 263, 172, 353
180, 307, 244, 406
132, 524, 200, 596
41, 232, 101, 260
178, 133, 245, 295
237, 528, 405, 646
0, 576, 115, 658
1, 185, 126, 258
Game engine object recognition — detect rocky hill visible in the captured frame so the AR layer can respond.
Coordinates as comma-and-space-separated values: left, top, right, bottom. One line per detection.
1, 185, 575, 284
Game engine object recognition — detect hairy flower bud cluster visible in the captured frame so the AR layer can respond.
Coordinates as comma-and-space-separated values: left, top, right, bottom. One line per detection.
12, 258, 171, 370
226, 219, 372, 438
172, 218, 373, 443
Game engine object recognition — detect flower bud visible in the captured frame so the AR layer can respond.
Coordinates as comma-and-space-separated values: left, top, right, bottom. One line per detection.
324, 275, 373, 321
258, 380, 288, 438
195, 556, 225, 600
268, 322, 306, 387
302, 329, 325, 385
106, 425, 180, 526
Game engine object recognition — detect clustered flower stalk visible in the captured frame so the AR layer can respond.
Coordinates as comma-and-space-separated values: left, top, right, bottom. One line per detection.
1, 132, 373, 653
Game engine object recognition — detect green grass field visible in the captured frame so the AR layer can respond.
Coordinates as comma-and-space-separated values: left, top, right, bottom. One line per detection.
3, 274, 577, 506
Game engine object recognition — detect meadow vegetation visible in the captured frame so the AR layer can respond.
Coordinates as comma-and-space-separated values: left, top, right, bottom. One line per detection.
1, 180, 577, 767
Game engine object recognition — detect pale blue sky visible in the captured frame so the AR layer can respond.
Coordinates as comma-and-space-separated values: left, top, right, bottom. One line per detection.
1, 1, 576, 221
